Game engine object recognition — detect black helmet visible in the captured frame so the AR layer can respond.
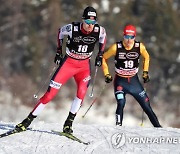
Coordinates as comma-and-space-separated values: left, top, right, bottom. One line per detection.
82, 6, 97, 20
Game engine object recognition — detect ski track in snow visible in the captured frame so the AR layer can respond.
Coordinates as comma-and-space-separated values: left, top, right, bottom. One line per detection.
0, 122, 180, 154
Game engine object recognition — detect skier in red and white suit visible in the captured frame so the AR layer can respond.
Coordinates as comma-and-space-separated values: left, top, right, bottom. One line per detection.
15, 6, 106, 134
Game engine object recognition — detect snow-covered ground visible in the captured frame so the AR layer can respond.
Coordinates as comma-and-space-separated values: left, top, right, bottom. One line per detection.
0, 88, 179, 153
0, 122, 180, 154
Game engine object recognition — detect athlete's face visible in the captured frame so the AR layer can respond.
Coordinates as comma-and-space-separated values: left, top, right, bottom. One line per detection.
82, 17, 96, 33
123, 34, 135, 48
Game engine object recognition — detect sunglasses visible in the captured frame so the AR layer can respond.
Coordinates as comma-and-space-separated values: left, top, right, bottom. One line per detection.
124, 35, 135, 39
84, 19, 96, 25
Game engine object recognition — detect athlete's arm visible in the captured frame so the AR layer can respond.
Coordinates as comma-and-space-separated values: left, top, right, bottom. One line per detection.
140, 43, 150, 72
98, 26, 107, 55
57, 24, 73, 53
102, 43, 117, 76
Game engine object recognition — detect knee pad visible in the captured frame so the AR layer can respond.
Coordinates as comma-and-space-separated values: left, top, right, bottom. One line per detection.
115, 92, 124, 100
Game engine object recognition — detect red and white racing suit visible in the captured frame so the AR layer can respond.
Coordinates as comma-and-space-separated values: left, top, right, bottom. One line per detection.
32, 22, 106, 115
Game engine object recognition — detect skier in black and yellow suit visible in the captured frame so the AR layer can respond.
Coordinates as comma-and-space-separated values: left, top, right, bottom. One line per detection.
102, 25, 161, 127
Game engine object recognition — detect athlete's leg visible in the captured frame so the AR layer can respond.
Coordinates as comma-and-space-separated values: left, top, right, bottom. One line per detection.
15, 57, 76, 131
114, 75, 126, 126
130, 75, 161, 127
32, 57, 77, 116
63, 61, 90, 134
70, 60, 91, 114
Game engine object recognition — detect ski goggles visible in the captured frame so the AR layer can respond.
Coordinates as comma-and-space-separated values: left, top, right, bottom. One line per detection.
84, 19, 97, 25
124, 35, 135, 39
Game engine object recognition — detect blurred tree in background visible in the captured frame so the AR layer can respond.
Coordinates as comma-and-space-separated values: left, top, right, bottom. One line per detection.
0, 0, 179, 127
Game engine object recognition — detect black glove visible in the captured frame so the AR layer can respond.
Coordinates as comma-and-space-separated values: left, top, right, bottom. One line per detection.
95, 55, 102, 67
142, 71, 150, 83
105, 74, 113, 83
54, 52, 63, 65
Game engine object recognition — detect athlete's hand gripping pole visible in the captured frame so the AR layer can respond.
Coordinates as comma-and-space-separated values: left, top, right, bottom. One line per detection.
33, 66, 57, 99
82, 83, 107, 118
89, 66, 98, 97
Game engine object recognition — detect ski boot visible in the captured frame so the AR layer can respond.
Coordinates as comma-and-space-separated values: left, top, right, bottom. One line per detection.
116, 122, 122, 126
15, 112, 37, 132
63, 112, 76, 134
116, 114, 122, 126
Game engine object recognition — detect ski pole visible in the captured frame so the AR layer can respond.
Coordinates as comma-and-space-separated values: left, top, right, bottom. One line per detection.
140, 111, 144, 126
140, 83, 147, 126
33, 65, 57, 99
82, 83, 107, 118
89, 66, 98, 97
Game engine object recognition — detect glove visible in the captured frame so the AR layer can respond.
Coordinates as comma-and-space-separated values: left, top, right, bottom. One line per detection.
54, 52, 63, 65
142, 71, 150, 83
105, 74, 113, 83
95, 55, 102, 67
